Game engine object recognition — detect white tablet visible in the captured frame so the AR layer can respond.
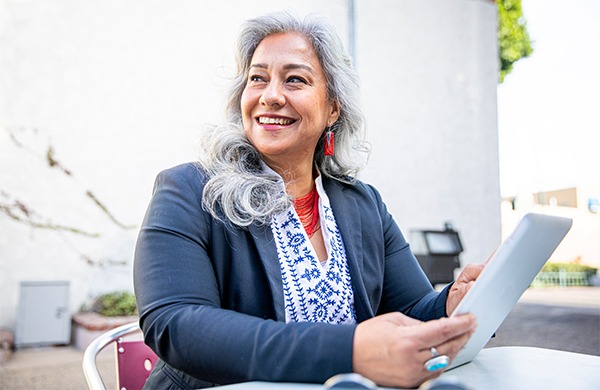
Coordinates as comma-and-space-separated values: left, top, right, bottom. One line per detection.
448, 213, 572, 369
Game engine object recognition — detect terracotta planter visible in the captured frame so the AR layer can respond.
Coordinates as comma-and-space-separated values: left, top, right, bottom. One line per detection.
72, 312, 138, 351
0, 329, 14, 364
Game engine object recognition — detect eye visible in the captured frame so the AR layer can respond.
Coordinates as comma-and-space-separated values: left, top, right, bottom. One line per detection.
248, 74, 266, 83
287, 76, 307, 84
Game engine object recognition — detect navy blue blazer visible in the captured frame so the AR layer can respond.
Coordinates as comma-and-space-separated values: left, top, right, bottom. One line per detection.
134, 163, 449, 388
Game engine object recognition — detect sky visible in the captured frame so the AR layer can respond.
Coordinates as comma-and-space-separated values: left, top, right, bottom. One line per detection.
497, 0, 600, 197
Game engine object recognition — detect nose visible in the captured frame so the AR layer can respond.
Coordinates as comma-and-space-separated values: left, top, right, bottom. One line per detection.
259, 81, 286, 108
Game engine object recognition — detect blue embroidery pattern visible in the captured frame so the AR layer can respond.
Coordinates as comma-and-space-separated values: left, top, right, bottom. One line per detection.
271, 181, 356, 325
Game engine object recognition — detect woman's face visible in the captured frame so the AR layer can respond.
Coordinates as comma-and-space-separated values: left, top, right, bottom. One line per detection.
241, 32, 339, 169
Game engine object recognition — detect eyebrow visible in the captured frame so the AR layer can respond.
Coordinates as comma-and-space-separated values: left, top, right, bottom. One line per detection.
249, 63, 316, 75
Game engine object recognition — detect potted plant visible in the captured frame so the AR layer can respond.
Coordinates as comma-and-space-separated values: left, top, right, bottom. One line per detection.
72, 291, 139, 351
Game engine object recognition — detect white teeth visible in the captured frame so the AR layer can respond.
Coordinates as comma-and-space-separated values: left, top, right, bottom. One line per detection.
258, 117, 294, 125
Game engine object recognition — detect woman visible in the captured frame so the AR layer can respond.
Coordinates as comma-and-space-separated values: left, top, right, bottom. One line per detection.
134, 11, 483, 389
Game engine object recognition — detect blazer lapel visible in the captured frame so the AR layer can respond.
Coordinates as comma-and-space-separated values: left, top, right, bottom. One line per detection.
323, 178, 374, 320
249, 177, 375, 323
248, 223, 286, 321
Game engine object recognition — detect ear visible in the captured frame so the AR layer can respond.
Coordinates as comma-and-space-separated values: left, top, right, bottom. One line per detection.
327, 100, 340, 127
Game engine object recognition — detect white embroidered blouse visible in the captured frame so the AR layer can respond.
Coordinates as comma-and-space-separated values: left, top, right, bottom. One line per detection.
270, 174, 357, 325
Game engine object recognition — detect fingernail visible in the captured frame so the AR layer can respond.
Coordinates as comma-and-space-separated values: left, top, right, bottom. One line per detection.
466, 314, 477, 327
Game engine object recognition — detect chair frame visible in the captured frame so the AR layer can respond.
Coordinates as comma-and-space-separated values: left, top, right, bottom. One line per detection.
82, 321, 143, 390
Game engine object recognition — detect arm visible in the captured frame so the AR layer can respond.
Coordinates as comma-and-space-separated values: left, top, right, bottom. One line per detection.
134, 165, 354, 385
367, 183, 449, 320
368, 182, 485, 317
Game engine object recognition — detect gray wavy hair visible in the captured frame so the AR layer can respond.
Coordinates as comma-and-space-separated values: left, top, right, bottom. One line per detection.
199, 11, 369, 227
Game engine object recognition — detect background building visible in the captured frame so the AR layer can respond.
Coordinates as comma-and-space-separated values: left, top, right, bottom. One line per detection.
502, 185, 600, 269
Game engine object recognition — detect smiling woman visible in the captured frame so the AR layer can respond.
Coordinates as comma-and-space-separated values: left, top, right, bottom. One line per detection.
133, 10, 484, 389
199, 12, 370, 229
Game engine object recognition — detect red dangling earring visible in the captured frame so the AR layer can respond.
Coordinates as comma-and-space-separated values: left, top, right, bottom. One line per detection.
324, 129, 335, 156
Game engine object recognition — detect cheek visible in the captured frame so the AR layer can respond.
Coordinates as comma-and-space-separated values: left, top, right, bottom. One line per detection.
240, 89, 251, 116
240, 90, 255, 128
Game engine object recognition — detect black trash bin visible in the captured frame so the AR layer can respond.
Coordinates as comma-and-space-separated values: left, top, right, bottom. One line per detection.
410, 223, 463, 286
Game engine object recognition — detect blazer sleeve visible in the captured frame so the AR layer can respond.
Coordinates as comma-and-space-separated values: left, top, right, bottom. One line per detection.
365, 183, 450, 321
133, 164, 355, 385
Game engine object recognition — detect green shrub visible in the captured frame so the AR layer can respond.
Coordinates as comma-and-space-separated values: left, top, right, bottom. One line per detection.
91, 291, 138, 317
532, 263, 597, 287
541, 262, 597, 277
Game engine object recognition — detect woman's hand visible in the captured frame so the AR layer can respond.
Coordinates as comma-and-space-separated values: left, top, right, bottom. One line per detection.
446, 263, 486, 315
352, 312, 477, 388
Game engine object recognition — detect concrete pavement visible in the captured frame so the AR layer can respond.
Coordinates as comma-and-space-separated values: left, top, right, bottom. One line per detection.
485, 287, 600, 356
518, 286, 600, 309
1, 287, 598, 389
0, 346, 114, 389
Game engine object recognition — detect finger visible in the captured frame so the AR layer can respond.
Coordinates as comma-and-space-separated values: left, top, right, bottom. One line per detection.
436, 326, 476, 359
457, 263, 485, 283
418, 344, 456, 378
417, 325, 476, 372
454, 279, 477, 297
411, 315, 477, 349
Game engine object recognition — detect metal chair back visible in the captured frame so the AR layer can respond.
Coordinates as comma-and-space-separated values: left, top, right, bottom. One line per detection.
83, 321, 157, 390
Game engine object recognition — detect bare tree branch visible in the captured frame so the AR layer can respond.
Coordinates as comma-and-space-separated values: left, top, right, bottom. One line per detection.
0, 194, 101, 238
46, 145, 72, 176
85, 191, 137, 230
4, 126, 136, 230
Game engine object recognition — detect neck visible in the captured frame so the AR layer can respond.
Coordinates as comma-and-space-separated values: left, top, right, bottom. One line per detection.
264, 157, 316, 198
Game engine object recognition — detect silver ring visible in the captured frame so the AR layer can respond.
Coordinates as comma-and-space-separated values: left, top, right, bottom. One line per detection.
424, 347, 450, 372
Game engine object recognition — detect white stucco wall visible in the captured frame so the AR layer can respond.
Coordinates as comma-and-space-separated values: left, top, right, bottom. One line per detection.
0, 0, 500, 331
357, 0, 501, 267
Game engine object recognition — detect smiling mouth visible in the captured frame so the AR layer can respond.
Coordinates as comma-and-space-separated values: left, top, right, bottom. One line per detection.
257, 116, 296, 125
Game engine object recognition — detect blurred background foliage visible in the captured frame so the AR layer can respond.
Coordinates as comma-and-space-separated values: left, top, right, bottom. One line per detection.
88, 291, 138, 317
542, 262, 598, 276
497, 0, 534, 82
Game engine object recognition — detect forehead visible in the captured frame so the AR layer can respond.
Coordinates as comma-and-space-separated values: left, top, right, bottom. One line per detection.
251, 32, 322, 69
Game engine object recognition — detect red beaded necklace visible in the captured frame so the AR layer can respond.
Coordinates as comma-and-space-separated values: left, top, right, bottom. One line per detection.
293, 186, 321, 238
